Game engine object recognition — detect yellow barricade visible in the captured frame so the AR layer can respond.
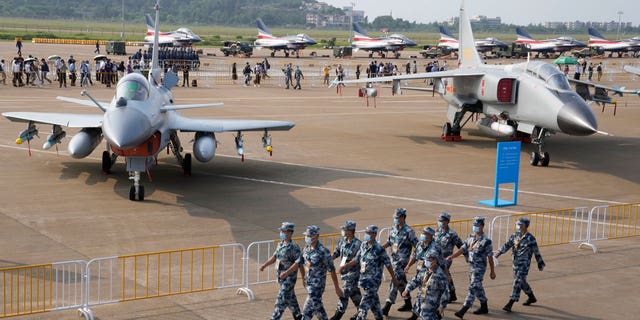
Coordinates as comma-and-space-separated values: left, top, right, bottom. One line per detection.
589, 203, 640, 241
0, 264, 52, 317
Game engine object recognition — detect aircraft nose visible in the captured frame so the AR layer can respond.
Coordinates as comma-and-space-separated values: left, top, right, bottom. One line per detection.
405, 39, 417, 46
307, 37, 317, 45
103, 107, 152, 148
557, 98, 598, 136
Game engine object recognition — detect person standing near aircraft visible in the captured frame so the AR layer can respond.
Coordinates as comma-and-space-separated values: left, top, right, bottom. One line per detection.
182, 64, 190, 87
574, 63, 582, 80
16, 39, 22, 55
330, 221, 362, 320
242, 62, 252, 86
0, 59, 7, 85
340, 225, 399, 320
447, 216, 496, 319
597, 62, 603, 81
323, 65, 331, 86
58, 60, 67, 88
293, 66, 304, 90
588, 62, 594, 81
297, 225, 344, 320
402, 252, 449, 320
435, 212, 463, 302
494, 217, 545, 313
260, 222, 304, 320
382, 208, 419, 315
231, 62, 238, 84
94, 40, 100, 54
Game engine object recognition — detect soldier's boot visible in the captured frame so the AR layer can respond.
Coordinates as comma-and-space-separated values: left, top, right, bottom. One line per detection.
294, 314, 302, 320
449, 287, 458, 302
454, 306, 469, 319
503, 299, 516, 312
349, 314, 358, 320
330, 311, 344, 320
397, 298, 412, 312
407, 312, 419, 320
472, 302, 489, 315
523, 293, 537, 306
382, 302, 393, 316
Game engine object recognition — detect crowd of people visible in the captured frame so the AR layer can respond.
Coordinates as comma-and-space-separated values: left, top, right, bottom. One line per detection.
260, 209, 545, 320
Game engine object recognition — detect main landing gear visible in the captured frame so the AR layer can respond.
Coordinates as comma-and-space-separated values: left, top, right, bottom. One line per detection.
129, 172, 144, 201
442, 103, 482, 141
169, 132, 191, 175
530, 127, 551, 167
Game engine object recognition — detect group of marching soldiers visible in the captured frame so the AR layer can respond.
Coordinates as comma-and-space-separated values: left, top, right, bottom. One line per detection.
260, 209, 545, 320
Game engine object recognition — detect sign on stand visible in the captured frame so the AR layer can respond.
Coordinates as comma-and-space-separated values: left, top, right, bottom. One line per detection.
478, 141, 521, 207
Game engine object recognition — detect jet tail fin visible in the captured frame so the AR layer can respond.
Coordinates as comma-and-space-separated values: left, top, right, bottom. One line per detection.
257, 18, 273, 37
145, 13, 155, 32
439, 26, 457, 40
588, 27, 606, 41
353, 22, 370, 39
458, 0, 482, 68
149, 1, 161, 85
516, 27, 534, 41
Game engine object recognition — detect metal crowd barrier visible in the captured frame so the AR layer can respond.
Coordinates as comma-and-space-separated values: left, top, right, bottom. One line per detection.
587, 203, 640, 251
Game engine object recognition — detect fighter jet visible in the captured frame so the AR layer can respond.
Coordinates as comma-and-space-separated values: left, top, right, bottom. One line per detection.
144, 13, 201, 46
588, 27, 640, 58
351, 22, 417, 58
253, 18, 317, 57
335, 0, 603, 167
515, 27, 586, 57
437, 25, 508, 52
2, 1, 295, 201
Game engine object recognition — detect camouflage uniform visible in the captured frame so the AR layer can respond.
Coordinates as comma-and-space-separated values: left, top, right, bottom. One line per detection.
385, 223, 418, 304
355, 238, 392, 320
460, 232, 494, 308
405, 263, 449, 320
333, 237, 362, 313
300, 241, 335, 320
410, 239, 444, 315
435, 216, 463, 299
271, 240, 303, 320
497, 231, 545, 301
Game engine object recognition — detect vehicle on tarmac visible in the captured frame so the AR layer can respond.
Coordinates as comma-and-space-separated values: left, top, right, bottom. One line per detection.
336, 0, 611, 167
2, 1, 295, 201
220, 41, 253, 57
420, 45, 455, 59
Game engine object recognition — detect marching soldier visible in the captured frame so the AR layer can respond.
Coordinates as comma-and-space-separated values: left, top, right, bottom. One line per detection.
435, 212, 463, 302
260, 222, 303, 320
447, 216, 496, 319
339, 225, 399, 320
494, 217, 545, 312
402, 252, 449, 320
330, 221, 362, 320
296, 225, 344, 320
382, 208, 419, 315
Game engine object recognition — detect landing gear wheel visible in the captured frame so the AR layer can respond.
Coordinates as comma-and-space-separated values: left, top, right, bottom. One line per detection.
129, 186, 136, 201
270, 52, 275, 57
529, 152, 540, 166
183, 153, 192, 176
284, 52, 290, 57
368, 53, 373, 58
101, 151, 111, 174
443, 122, 452, 137
540, 152, 550, 167
138, 185, 145, 201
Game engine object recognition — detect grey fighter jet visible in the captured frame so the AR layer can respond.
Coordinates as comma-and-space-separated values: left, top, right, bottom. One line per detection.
2, 1, 295, 201
335, 0, 603, 167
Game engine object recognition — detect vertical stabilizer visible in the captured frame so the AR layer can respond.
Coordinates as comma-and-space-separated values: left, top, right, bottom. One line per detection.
458, 0, 482, 68
516, 27, 534, 41
149, 0, 161, 85
145, 14, 155, 32
353, 22, 370, 39
588, 27, 606, 41
257, 18, 274, 38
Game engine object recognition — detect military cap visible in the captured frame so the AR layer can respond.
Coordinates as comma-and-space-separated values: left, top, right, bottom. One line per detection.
424, 251, 438, 260
303, 225, 320, 236
438, 212, 451, 222
517, 217, 530, 228
422, 226, 436, 235
365, 225, 379, 233
394, 208, 407, 218
279, 222, 295, 232
473, 216, 485, 226
341, 220, 356, 231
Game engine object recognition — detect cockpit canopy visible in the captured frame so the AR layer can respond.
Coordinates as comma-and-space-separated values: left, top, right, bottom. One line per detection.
524, 61, 572, 91
116, 74, 150, 101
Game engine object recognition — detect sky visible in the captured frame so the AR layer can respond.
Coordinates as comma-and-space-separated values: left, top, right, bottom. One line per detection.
322, 0, 640, 26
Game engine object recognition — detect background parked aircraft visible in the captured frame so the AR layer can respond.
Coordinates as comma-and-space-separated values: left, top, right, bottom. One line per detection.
254, 18, 317, 57
588, 27, 640, 57
515, 27, 586, 57
351, 22, 417, 58
144, 13, 201, 46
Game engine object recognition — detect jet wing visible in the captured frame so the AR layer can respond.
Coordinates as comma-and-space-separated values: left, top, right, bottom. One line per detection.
169, 114, 295, 132
335, 69, 485, 86
2, 112, 103, 128
56, 96, 109, 110
569, 78, 640, 98
623, 65, 640, 76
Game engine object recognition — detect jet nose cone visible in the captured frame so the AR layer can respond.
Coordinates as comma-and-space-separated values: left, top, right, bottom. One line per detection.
103, 107, 152, 148
557, 98, 598, 136
307, 37, 317, 45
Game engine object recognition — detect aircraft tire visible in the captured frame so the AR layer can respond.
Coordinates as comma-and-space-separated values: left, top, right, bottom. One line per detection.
443, 122, 452, 137
529, 152, 540, 166
541, 152, 550, 167
101, 151, 111, 174
270, 52, 275, 57
129, 186, 136, 201
183, 153, 192, 176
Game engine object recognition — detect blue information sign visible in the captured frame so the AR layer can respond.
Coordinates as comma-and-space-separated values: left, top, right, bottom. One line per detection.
478, 141, 521, 207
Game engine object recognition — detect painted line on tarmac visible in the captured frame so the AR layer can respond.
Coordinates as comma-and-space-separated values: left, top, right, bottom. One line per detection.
0, 144, 624, 206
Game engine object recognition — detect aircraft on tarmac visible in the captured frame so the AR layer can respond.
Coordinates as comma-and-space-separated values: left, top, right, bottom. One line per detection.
253, 18, 317, 57
624, 65, 640, 76
335, 0, 605, 167
2, 1, 295, 201
437, 25, 508, 52
351, 22, 417, 58
144, 13, 201, 46
587, 27, 640, 57
515, 27, 586, 57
